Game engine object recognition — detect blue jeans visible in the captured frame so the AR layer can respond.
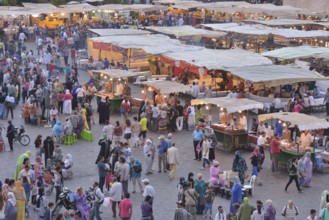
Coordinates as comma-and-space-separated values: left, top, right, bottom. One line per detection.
202, 158, 210, 167
204, 202, 213, 215
90, 202, 102, 220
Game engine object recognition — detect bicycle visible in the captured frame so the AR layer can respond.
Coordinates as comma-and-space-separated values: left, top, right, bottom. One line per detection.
13, 125, 31, 146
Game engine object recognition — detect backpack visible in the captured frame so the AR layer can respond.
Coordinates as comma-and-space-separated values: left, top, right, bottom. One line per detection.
120, 103, 127, 114
133, 161, 142, 173
282, 205, 298, 217
287, 160, 296, 174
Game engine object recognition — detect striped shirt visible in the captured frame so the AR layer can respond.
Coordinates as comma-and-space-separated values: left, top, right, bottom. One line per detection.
281, 205, 299, 220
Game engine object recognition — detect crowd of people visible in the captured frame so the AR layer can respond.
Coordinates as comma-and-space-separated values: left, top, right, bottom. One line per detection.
0, 15, 328, 220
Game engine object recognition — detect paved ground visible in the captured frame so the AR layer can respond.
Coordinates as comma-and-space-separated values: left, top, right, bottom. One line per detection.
0, 42, 328, 219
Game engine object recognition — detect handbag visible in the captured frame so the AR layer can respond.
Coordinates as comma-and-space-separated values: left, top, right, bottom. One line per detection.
186, 189, 198, 206
196, 141, 202, 152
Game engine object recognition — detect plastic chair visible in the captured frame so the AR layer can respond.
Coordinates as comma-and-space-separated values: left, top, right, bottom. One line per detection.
82, 130, 94, 141
64, 135, 74, 145
243, 175, 256, 196
72, 133, 77, 143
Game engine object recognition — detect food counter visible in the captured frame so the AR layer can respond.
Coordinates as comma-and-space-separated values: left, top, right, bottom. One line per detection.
211, 123, 248, 151
278, 147, 323, 166
95, 91, 123, 112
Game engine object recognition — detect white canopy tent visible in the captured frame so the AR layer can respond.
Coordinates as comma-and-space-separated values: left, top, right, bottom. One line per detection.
224, 64, 328, 87
97, 4, 167, 12
59, 3, 96, 12
145, 26, 227, 38
258, 112, 329, 131
245, 19, 317, 27
191, 97, 264, 113
89, 29, 151, 36
203, 23, 329, 38
138, 80, 191, 95
261, 46, 329, 60
88, 34, 199, 55
162, 48, 272, 70
92, 69, 141, 79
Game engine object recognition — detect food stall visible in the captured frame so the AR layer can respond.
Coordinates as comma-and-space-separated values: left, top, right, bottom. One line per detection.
137, 80, 192, 104
90, 69, 143, 111
258, 112, 329, 165
160, 47, 272, 94
191, 97, 264, 151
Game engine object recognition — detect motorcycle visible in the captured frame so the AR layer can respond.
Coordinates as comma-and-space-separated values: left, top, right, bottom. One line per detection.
52, 187, 93, 217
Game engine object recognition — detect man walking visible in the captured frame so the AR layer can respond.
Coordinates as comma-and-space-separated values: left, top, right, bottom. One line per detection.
90, 181, 105, 220
270, 133, 281, 172
119, 193, 133, 220
109, 177, 122, 218
157, 135, 169, 173
142, 179, 155, 205
192, 126, 203, 161
167, 143, 179, 180
97, 157, 108, 193
144, 139, 154, 175
281, 200, 299, 220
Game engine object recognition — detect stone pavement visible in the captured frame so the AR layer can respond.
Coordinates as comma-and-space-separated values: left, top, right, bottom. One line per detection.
0, 42, 327, 219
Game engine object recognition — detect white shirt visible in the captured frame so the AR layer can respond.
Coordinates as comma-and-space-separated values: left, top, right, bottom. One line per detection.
300, 132, 313, 149
143, 185, 155, 198
76, 88, 85, 97
109, 182, 122, 202
144, 143, 153, 156
151, 106, 160, 118
116, 84, 123, 96
239, 116, 247, 130
37, 37, 43, 46
103, 124, 114, 139
257, 135, 266, 146
94, 187, 105, 202
272, 98, 282, 109
264, 126, 272, 137
18, 169, 32, 184
251, 210, 264, 220
191, 85, 200, 98
19, 32, 27, 42
214, 211, 227, 220
309, 96, 316, 106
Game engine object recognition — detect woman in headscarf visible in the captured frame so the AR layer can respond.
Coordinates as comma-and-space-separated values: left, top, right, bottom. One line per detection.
236, 197, 256, 220
301, 152, 313, 187
230, 176, 242, 214
63, 89, 73, 115
194, 173, 206, 215
62, 154, 74, 179
4, 192, 17, 220
52, 121, 63, 143
75, 187, 90, 220
14, 151, 31, 180
209, 160, 225, 187
138, 100, 146, 122
186, 172, 195, 189
81, 107, 89, 130
232, 151, 248, 185
76, 111, 85, 139
63, 118, 73, 136
72, 82, 79, 110
97, 96, 110, 125
95, 133, 109, 164
34, 156, 43, 181
14, 180, 26, 220
264, 199, 276, 220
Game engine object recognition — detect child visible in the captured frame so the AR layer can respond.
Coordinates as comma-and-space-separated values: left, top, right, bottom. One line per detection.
44, 202, 54, 220
204, 187, 215, 219
177, 177, 185, 201
214, 206, 227, 220
131, 116, 141, 148
201, 136, 210, 170
53, 145, 63, 162
307, 209, 318, 220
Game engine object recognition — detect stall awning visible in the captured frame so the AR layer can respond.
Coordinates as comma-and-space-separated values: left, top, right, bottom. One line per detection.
191, 97, 264, 113
98, 4, 167, 12
59, 3, 96, 12
89, 29, 150, 36
261, 46, 329, 60
203, 23, 329, 38
258, 112, 329, 131
245, 19, 317, 27
145, 26, 227, 38
89, 35, 199, 55
138, 80, 191, 95
162, 48, 272, 70
91, 69, 141, 79
224, 64, 328, 87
